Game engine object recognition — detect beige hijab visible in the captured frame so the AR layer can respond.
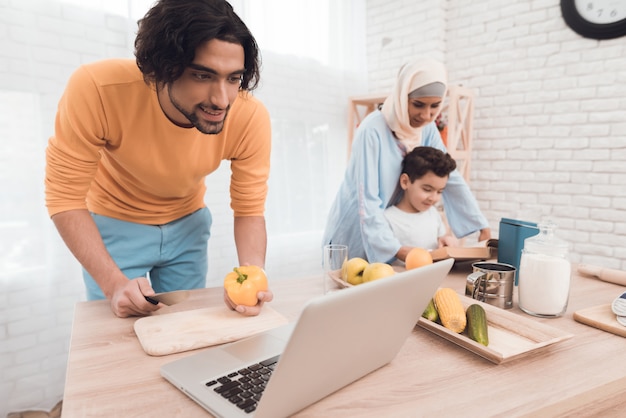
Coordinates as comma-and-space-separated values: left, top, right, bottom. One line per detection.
381, 57, 447, 151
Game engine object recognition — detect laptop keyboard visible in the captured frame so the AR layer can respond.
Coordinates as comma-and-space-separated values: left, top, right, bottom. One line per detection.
205, 354, 281, 414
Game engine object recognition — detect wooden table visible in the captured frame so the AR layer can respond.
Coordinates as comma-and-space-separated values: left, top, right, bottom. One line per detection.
62, 262, 626, 417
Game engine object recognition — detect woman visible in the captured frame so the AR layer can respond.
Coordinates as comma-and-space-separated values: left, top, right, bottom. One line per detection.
323, 57, 490, 263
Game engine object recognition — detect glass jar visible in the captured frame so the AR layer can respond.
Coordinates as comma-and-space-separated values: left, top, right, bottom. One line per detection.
518, 221, 571, 317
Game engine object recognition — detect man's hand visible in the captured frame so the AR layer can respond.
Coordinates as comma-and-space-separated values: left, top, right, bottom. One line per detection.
223, 288, 274, 316
110, 277, 163, 318
51, 210, 162, 317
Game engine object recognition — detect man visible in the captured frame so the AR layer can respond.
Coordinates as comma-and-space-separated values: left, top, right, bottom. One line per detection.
45, 0, 272, 318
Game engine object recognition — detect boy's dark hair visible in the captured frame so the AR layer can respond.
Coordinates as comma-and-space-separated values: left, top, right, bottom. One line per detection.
134, 0, 260, 90
401, 146, 456, 181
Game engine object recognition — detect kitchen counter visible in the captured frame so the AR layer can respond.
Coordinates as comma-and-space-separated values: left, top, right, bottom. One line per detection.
62, 262, 626, 417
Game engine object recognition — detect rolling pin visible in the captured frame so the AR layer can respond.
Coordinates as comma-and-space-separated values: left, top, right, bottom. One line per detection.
577, 264, 626, 287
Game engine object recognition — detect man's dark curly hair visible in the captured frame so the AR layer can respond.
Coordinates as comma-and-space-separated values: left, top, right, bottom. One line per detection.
401, 146, 457, 181
134, 0, 260, 90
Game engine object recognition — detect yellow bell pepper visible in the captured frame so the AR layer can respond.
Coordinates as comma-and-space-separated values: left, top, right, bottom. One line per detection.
224, 266, 268, 306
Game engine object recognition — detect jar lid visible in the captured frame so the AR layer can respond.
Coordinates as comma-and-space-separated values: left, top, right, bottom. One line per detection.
524, 221, 569, 257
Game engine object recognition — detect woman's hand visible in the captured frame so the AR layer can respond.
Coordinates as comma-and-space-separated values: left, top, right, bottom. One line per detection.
478, 228, 492, 242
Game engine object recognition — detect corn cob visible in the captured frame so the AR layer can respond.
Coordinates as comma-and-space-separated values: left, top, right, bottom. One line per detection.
433, 288, 467, 333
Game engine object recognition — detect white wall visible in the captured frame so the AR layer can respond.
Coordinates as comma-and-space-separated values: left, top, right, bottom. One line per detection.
366, 0, 447, 93
366, 0, 626, 268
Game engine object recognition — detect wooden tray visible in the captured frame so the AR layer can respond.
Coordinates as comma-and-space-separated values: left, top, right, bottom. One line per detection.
417, 295, 573, 364
134, 305, 288, 356
573, 304, 626, 338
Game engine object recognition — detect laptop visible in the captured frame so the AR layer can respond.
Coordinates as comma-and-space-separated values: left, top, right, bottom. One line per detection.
161, 258, 453, 417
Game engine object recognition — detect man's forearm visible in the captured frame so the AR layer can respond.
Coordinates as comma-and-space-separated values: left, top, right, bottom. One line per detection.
233, 216, 267, 268
51, 209, 127, 298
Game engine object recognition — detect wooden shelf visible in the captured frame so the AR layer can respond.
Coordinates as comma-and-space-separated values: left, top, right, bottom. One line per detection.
445, 85, 475, 184
347, 93, 386, 155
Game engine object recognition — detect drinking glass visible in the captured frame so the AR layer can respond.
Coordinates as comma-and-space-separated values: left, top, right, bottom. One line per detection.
323, 244, 348, 294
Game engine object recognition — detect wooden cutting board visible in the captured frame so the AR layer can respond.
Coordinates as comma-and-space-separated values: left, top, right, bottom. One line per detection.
573, 304, 626, 338
134, 305, 289, 356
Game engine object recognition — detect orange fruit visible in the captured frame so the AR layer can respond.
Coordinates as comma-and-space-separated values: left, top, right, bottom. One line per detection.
405, 247, 433, 270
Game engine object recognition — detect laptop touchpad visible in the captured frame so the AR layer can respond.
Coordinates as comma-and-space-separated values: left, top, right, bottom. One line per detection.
224, 324, 293, 362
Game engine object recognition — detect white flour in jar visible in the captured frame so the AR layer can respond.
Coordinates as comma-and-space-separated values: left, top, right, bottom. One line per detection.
518, 252, 571, 316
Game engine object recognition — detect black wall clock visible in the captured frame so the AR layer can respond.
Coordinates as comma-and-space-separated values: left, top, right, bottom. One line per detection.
561, 0, 626, 39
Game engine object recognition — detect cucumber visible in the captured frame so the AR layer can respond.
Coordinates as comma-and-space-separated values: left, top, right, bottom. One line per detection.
422, 298, 439, 322
466, 304, 489, 346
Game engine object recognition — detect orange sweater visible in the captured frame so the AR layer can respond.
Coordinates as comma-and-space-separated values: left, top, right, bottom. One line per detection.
45, 59, 271, 225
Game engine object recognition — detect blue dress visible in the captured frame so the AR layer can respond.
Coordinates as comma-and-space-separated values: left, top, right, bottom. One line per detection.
322, 110, 488, 263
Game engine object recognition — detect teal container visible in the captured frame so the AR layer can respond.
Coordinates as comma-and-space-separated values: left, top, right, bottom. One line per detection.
497, 218, 539, 285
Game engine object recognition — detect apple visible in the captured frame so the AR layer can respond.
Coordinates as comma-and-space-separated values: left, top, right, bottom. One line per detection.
342, 257, 369, 285
362, 262, 395, 283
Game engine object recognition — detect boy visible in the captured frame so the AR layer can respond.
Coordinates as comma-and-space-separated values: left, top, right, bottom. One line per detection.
384, 146, 458, 250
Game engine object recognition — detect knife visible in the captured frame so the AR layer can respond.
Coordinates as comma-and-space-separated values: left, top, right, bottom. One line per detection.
144, 290, 190, 306
577, 264, 626, 287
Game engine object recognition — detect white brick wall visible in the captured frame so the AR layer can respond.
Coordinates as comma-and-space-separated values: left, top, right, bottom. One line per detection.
366, 0, 447, 93
366, 0, 626, 268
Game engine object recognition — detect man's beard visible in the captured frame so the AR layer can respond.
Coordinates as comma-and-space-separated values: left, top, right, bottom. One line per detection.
168, 87, 229, 135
